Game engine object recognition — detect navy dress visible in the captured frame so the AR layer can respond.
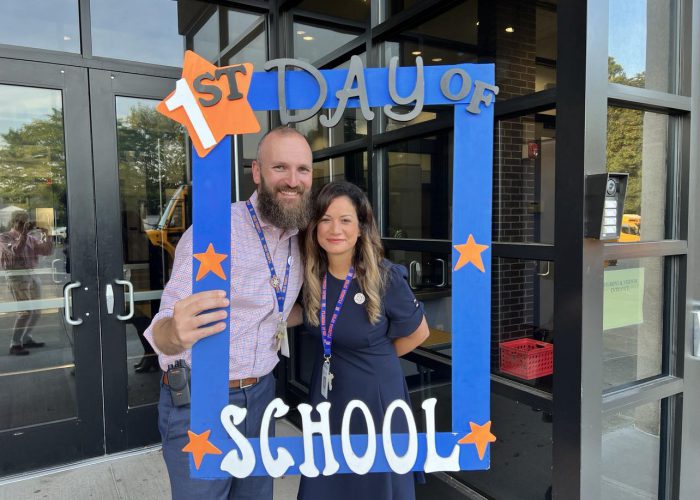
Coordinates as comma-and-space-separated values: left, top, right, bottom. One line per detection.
297, 261, 425, 500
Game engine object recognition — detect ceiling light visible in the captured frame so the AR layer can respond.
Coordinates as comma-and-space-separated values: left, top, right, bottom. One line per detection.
476, 21, 480, 26
432, 57, 443, 62
63, 36, 72, 41
303, 36, 314, 41
296, 30, 306, 35
411, 50, 422, 56
505, 26, 514, 33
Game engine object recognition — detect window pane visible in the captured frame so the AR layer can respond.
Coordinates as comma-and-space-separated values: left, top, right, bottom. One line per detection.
495, 111, 556, 244
91, 0, 183, 67
606, 107, 669, 242
116, 97, 188, 407
602, 400, 663, 499
603, 257, 666, 389
384, 133, 452, 240
293, 21, 360, 64
226, 10, 263, 46
0, 84, 77, 428
192, 10, 220, 62
609, 0, 680, 94
312, 151, 368, 192
0, 0, 79, 53
493, 258, 554, 392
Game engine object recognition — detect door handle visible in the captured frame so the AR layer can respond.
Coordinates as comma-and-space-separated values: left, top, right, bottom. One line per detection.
409, 261, 421, 290
63, 281, 83, 326
114, 279, 134, 321
51, 259, 63, 284
105, 284, 115, 314
435, 258, 447, 287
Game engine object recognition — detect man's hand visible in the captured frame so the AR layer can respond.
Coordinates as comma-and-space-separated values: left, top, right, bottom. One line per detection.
152, 290, 229, 355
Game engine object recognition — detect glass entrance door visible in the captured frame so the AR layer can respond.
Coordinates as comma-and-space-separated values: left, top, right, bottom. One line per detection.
89, 70, 188, 453
0, 59, 103, 475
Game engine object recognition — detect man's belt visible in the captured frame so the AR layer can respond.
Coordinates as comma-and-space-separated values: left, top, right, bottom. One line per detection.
162, 372, 259, 389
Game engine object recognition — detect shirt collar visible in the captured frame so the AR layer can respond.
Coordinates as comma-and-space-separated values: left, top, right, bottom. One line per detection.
247, 190, 299, 238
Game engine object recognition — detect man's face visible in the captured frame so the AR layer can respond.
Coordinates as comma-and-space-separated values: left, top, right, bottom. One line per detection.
253, 132, 313, 229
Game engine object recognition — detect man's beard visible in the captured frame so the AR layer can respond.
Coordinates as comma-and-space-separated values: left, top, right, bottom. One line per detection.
257, 176, 312, 230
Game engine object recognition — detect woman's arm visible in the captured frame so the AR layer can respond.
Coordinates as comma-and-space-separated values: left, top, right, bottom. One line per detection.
287, 303, 304, 327
393, 316, 430, 357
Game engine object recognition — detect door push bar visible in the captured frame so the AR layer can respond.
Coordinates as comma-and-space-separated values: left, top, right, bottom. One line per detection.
63, 281, 83, 326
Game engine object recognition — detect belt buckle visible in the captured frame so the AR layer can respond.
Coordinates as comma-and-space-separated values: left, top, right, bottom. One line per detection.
239, 378, 257, 389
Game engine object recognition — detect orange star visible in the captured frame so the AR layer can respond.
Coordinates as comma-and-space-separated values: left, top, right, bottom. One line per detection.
194, 243, 228, 281
453, 234, 489, 272
157, 50, 260, 157
458, 421, 496, 460
182, 429, 222, 470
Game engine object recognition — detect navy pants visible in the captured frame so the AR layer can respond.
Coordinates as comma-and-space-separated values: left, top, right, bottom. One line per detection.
158, 373, 275, 500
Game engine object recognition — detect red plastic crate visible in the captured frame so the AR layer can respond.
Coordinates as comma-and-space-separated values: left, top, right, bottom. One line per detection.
499, 338, 553, 380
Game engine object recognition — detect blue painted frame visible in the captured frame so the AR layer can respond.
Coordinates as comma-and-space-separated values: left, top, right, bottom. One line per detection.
189, 62, 494, 478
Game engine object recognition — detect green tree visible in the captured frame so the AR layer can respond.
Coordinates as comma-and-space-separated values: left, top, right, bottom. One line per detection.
607, 56, 644, 215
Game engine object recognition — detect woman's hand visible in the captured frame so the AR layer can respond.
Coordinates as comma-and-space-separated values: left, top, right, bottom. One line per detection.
287, 303, 304, 327
393, 316, 430, 357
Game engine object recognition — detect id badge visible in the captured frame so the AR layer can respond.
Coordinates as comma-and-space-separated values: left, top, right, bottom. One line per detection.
321, 360, 330, 399
280, 331, 290, 358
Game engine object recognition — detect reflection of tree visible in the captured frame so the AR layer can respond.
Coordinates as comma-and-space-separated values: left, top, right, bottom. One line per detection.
0, 108, 67, 227
607, 57, 645, 215
117, 104, 186, 218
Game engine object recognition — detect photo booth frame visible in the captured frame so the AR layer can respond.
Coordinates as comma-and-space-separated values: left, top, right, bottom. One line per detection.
157, 51, 497, 479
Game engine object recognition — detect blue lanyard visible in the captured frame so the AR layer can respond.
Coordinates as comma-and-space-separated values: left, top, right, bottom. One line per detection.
246, 200, 291, 314
320, 266, 355, 359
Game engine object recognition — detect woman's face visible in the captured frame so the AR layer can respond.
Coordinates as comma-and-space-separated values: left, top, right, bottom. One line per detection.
316, 195, 361, 261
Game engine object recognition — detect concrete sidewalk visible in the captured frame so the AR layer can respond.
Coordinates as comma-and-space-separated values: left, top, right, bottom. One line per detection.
0, 420, 301, 500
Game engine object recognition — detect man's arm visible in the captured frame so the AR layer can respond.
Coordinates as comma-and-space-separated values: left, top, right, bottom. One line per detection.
151, 290, 229, 355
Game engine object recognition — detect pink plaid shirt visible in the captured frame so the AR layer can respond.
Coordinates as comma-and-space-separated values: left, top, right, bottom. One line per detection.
144, 191, 303, 379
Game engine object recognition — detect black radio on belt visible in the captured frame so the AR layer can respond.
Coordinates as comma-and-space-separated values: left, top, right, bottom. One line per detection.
166, 359, 191, 407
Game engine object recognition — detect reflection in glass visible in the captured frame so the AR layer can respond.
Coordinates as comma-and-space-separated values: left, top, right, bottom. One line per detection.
0, 0, 80, 53
385, 133, 452, 240
312, 152, 368, 192
116, 97, 187, 406
226, 9, 263, 47
607, 107, 669, 242
495, 111, 556, 244
602, 400, 662, 499
91, 0, 183, 67
603, 257, 665, 389
193, 9, 220, 62
609, 0, 678, 94
0, 84, 75, 429
493, 258, 554, 392
293, 21, 359, 64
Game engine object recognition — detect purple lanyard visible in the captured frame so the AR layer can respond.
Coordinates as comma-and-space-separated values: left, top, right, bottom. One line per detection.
320, 266, 355, 359
246, 200, 292, 314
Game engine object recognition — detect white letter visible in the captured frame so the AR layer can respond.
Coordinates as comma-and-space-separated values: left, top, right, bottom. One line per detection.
421, 398, 460, 472
165, 78, 216, 149
466, 80, 500, 114
382, 400, 418, 474
320, 55, 374, 128
341, 400, 376, 475
260, 398, 295, 477
220, 405, 256, 478
298, 402, 340, 477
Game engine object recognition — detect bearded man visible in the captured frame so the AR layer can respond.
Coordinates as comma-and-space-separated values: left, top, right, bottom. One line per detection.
144, 126, 313, 500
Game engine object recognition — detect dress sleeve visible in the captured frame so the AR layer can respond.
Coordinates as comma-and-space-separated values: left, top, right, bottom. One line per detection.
384, 263, 425, 339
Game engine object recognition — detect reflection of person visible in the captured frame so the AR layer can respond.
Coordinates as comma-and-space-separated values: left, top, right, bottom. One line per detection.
1, 210, 52, 356
143, 127, 313, 500
295, 181, 429, 500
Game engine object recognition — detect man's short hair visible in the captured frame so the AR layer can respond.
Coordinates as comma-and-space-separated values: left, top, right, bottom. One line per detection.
255, 126, 309, 164
10, 210, 28, 226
